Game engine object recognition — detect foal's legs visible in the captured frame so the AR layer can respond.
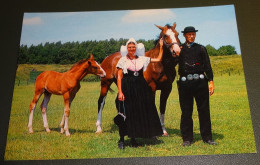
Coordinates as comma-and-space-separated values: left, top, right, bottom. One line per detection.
28, 88, 44, 133
60, 115, 65, 134
41, 91, 52, 133
60, 90, 77, 136
61, 92, 71, 136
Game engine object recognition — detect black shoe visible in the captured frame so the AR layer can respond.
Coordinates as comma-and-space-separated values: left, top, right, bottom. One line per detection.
130, 139, 138, 147
118, 141, 125, 149
182, 141, 192, 146
203, 140, 217, 145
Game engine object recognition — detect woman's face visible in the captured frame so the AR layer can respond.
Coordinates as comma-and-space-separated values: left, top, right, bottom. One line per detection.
127, 42, 136, 56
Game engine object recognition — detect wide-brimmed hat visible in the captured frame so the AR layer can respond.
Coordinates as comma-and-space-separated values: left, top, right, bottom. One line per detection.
181, 26, 198, 33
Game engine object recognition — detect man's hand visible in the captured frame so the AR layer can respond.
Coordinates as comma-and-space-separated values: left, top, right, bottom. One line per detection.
209, 81, 214, 96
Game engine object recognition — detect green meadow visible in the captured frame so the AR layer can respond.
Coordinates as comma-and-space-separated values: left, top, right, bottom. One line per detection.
4, 55, 256, 160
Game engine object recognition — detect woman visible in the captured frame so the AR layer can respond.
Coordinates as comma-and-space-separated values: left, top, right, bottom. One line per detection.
115, 38, 164, 149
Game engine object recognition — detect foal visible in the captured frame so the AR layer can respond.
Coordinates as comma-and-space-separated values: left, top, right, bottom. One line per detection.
28, 54, 106, 136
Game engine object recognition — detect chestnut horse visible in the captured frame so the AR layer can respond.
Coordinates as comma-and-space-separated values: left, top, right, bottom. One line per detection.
28, 54, 106, 136
96, 23, 181, 136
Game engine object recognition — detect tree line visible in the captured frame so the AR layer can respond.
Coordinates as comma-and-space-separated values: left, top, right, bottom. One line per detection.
18, 39, 237, 64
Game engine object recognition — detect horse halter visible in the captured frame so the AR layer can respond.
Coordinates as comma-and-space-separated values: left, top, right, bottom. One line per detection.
161, 35, 180, 55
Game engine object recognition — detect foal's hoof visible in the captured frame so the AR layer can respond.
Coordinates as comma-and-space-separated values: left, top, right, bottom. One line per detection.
95, 130, 102, 134
46, 128, 51, 133
28, 128, 34, 134
65, 132, 71, 137
60, 128, 65, 134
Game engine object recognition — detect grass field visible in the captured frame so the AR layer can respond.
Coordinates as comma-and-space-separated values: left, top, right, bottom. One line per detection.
4, 55, 256, 160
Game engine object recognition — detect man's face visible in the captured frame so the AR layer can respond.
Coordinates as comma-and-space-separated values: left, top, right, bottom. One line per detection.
184, 32, 196, 44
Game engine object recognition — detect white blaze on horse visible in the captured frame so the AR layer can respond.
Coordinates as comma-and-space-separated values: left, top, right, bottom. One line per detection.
96, 23, 181, 136
28, 54, 106, 136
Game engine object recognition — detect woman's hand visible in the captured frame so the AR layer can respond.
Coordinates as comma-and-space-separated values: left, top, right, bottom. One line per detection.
117, 69, 124, 101
118, 92, 125, 101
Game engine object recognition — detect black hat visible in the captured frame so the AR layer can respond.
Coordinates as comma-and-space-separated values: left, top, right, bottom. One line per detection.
181, 26, 198, 33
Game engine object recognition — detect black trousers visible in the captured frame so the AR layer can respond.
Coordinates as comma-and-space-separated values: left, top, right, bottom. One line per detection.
177, 78, 212, 142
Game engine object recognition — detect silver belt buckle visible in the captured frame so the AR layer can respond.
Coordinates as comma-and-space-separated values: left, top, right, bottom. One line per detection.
193, 74, 199, 80
187, 74, 193, 80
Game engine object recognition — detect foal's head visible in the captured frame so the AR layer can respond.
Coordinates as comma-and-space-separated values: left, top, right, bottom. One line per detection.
86, 54, 106, 78
155, 22, 181, 56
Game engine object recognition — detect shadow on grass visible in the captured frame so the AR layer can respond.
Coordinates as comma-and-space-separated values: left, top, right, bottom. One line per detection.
160, 127, 224, 142
193, 132, 224, 142
47, 125, 224, 142
124, 138, 164, 147
48, 127, 95, 134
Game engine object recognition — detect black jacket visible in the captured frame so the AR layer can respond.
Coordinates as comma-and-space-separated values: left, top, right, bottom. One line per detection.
178, 42, 213, 81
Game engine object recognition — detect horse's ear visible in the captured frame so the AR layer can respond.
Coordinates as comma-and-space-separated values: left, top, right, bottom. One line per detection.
89, 54, 94, 60
172, 22, 176, 29
155, 24, 164, 30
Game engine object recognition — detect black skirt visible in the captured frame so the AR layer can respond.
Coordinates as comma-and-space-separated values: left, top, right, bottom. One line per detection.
117, 69, 163, 138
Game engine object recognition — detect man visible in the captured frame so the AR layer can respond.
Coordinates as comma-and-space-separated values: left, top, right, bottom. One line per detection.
177, 26, 217, 146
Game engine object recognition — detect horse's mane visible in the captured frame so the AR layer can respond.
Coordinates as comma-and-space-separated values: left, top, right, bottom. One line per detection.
69, 59, 87, 71
154, 37, 160, 47
154, 24, 172, 47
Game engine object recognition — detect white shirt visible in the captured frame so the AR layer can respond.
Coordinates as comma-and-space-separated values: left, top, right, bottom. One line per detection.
116, 56, 151, 74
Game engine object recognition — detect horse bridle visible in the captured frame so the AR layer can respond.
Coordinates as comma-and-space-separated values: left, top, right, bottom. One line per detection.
162, 35, 180, 56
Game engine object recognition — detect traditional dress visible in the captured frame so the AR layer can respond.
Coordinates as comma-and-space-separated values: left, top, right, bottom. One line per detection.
116, 55, 163, 138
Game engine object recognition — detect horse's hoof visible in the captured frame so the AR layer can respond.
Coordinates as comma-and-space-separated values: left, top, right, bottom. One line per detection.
96, 126, 102, 134
162, 132, 169, 137
60, 128, 65, 134
46, 128, 51, 133
28, 128, 34, 134
95, 130, 102, 134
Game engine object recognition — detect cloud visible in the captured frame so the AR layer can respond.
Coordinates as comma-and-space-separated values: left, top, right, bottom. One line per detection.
121, 9, 176, 23
23, 17, 43, 25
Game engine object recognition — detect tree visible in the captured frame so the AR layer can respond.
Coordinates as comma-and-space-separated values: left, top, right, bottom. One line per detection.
205, 44, 218, 56
18, 45, 29, 64
92, 44, 106, 63
217, 45, 237, 55
18, 39, 238, 64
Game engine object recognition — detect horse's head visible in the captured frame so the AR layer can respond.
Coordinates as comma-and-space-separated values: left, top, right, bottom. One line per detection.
155, 22, 181, 57
87, 54, 106, 78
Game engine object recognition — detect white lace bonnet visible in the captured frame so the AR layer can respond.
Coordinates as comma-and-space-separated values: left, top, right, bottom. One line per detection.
120, 38, 145, 57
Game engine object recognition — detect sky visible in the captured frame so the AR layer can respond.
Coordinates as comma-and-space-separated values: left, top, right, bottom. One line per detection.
21, 5, 241, 54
